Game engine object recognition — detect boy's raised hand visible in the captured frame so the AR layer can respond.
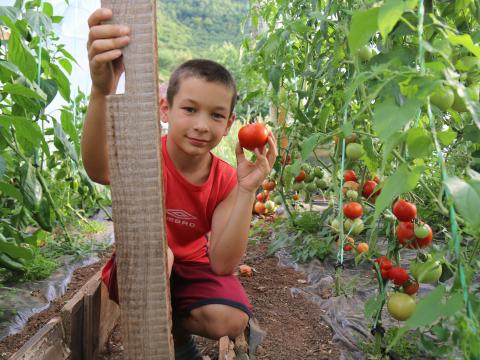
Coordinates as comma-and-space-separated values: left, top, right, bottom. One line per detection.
235, 132, 278, 193
87, 8, 130, 95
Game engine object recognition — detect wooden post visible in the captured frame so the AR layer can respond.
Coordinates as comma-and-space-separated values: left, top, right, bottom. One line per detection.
100, 0, 173, 358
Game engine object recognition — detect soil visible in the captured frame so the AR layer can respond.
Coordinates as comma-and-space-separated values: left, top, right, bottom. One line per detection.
99, 236, 340, 360
0, 221, 340, 360
0, 251, 112, 360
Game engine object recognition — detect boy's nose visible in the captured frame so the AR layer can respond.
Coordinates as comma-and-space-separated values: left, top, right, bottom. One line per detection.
193, 114, 209, 132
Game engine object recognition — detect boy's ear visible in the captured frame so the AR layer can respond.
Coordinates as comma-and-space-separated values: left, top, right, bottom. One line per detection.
224, 112, 236, 136
159, 97, 169, 123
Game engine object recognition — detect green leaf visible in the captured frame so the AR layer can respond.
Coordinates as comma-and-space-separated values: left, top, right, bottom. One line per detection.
0, 240, 33, 260
0, 181, 22, 201
0, 155, 4, 178
60, 109, 79, 145
49, 63, 70, 101
58, 58, 72, 75
373, 97, 421, 141
437, 129, 457, 146
406, 287, 463, 328
301, 133, 322, 160
290, 20, 309, 36
374, 164, 424, 218
406, 128, 433, 158
445, 176, 480, 228
378, 0, 405, 39
0, 115, 42, 148
269, 66, 281, 94
464, 124, 480, 143
20, 162, 42, 210
25, 10, 52, 34
348, 7, 380, 54
7, 30, 37, 81
39, 78, 58, 105
0, 60, 21, 82
53, 119, 78, 163
2, 83, 46, 101
446, 31, 480, 57
42, 2, 53, 17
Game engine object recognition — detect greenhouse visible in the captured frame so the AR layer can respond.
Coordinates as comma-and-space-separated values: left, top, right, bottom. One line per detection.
0, 0, 479, 359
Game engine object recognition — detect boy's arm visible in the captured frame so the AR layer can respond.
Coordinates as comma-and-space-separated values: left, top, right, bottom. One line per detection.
209, 134, 277, 275
81, 8, 130, 185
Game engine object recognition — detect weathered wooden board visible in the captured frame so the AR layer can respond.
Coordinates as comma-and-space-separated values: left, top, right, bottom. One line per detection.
100, 0, 173, 358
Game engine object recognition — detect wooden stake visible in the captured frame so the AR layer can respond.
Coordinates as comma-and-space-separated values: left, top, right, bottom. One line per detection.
100, 0, 173, 358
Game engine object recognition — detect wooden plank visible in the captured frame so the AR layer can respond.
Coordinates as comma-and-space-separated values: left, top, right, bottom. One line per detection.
9, 317, 70, 360
60, 288, 84, 360
82, 275, 102, 359
101, 0, 173, 359
99, 282, 120, 353
218, 336, 230, 360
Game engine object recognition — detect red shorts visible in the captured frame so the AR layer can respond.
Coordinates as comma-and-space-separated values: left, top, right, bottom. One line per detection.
101, 252, 253, 318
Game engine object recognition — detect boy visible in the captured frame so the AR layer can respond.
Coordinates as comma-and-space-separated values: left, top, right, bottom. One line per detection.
81, 8, 277, 360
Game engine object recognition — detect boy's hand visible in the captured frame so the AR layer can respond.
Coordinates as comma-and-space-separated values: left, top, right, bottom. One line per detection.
87, 8, 130, 96
235, 132, 278, 193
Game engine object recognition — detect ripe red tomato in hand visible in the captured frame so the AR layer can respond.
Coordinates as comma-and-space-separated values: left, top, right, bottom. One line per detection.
344, 170, 357, 182
393, 200, 417, 222
238, 123, 269, 151
388, 267, 409, 286
343, 202, 363, 219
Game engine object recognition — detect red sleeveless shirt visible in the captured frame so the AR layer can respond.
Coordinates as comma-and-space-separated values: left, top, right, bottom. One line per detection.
161, 135, 237, 263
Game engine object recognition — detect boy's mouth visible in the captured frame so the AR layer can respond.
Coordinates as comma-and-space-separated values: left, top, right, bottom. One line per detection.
186, 136, 209, 145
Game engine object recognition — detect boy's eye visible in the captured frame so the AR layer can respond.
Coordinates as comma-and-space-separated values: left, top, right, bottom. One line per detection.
183, 107, 195, 113
212, 113, 225, 120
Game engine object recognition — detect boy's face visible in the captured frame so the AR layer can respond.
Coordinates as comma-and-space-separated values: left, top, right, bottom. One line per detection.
160, 77, 235, 157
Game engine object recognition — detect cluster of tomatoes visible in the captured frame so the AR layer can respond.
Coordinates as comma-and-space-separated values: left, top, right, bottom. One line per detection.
393, 199, 433, 249
254, 179, 277, 215
373, 199, 443, 321
289, 163, 328, 200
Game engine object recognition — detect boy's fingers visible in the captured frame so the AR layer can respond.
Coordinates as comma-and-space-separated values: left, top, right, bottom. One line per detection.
90, 49, 123, 68
88, 8, 113, 28
266, 135, 278, 167
235, 142, 246, 162
88, 24, 130, 46
88, 37, 130, 61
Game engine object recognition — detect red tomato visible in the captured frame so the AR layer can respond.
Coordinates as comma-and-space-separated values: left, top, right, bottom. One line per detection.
393, 200, 417, 222
254, 201, 267, 214
292, 193, 299, 201
344, 170, 357, 182
295, 170, 306, 182
396, 222, 415, 247
238, 123, 269, 151
362, 180, 379, 199
342, 181, 360, 195
373, 256, 393, 271
343, 244, 353, 251
388, 267, 409, 286
256, 191, 269, 203
262, 179, 276, 191
343, 202, 363, 220
403, 280, 419, 295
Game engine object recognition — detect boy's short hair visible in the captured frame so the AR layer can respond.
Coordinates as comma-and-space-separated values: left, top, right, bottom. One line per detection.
167, 59, 237, 115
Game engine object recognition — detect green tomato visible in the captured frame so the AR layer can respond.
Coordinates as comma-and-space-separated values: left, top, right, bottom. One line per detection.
344, 218, 364, 235
306, 182, 317, 193
316, 178, 328, 189
387, 292, 416, 321
301, 163, 312, 173
357, 46, 373, 62
265, 200, 275, 211
430, 86, 455, 111
331, 218, 340, 233
313, 167, 324, 178
346, 189, 358, 200
273, 195, 283, 205
414, 223, 430, 239
304, 173, 315, 183
346, 143, 365, 161
410, 257, 442, 284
